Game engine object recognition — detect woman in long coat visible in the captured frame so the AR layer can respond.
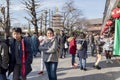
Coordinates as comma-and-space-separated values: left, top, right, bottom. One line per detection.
39, 28, 59, 80
76, 33, 88, 71
67, 32, 77, 68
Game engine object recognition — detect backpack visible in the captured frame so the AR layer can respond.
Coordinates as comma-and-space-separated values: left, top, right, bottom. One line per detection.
76, 40, 84, 50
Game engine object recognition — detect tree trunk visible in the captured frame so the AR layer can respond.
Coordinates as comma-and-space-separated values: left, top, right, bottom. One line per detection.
5, 0, 10, 39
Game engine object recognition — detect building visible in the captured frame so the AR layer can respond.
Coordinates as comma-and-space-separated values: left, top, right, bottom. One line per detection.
101, 0, 120, 35
52, 12, 63, 30
87, 18, 102, 32
103, 0, 120, 27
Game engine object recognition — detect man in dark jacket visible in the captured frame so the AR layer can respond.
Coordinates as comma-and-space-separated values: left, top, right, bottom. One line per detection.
0, 39, 9, 80
31, 32, 39, 57
9, 27, 33, 80
59, 30, 67, 58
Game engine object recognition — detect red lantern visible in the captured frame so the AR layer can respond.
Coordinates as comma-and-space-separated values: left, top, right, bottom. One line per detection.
111, 8, 120, 18
106, 20, 113, 26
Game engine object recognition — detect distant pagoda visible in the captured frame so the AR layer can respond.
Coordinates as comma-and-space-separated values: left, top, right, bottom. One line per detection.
52, 7, 63, 30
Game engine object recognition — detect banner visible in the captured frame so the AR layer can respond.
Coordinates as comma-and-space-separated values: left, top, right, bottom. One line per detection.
113, 19, 120, 56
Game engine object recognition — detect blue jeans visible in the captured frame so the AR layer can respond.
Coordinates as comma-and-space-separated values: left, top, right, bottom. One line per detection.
71, 54, 75, 65
0, 74, 6, 80
79, 58, 86, 68
45, 62, 58, 80
60, 48, 65, 58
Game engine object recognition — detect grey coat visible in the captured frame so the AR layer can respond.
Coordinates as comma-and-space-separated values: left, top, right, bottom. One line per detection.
39, 37, 59, 62
76, 39, 88, 59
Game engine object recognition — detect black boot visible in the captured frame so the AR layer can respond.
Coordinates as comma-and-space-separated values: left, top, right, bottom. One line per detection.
93, 65, 101, 70
80, 66, 83, 70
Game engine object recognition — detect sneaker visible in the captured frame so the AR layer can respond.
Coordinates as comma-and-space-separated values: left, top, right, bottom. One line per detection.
74, 63, 78, 67
34, 55, 37, 57
72, 65, 77, 69
106, 60, 109, 63
38, 71, 43, 75
83, 68, 87, 71
109, 60, 113, 64
95, 65, 101, 70
93, 65, 101, 70
93, 65, 95, 67
80, 67, 83, 70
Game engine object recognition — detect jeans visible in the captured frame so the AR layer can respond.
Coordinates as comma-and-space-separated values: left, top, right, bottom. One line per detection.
0, 74, 6, 80
45, 62, 58, 80
40, 52, 44, 71
79, 58, 86, 68
13, 64, 26, 80
91, 44, 95, 56
71, 54, 75, 65
60, 48, 65, 58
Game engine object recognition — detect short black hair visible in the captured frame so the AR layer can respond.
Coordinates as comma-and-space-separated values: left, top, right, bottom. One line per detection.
71, 32, 75, 36
33, 32, 37, 34
80, 32, 86, 39
47, 28, 54, 33
12, 27, 22, 34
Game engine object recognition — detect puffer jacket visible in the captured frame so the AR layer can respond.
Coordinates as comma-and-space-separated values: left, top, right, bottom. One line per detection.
68, 37, 76, 54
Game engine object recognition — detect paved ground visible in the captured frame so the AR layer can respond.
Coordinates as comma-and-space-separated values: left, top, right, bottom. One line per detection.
24, 53, 120, 80
7, 52, 120, 80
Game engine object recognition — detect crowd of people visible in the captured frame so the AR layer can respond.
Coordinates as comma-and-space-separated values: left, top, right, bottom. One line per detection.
0, 27, 114, 80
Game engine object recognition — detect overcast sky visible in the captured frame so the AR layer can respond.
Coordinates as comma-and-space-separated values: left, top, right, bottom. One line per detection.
0, 0, 106, 25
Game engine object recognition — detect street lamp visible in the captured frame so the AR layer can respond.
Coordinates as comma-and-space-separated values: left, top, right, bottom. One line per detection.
44, 10, 48, 33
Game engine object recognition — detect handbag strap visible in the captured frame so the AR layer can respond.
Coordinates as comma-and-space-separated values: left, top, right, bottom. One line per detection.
81, 40, 84, 45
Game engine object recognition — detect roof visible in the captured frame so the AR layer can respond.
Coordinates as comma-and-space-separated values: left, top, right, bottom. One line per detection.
53, 14, 63, 17
87, 18, 103, 25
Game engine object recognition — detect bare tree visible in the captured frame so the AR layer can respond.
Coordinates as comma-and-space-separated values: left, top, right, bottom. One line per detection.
22, 0, 40, 35
0, 6, 6, 30
62, 0, 83, 33
75, 18, 89, 30
0, 0, 11, 39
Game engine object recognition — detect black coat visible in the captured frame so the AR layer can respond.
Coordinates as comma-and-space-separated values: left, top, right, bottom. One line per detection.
8, 37, 33, 76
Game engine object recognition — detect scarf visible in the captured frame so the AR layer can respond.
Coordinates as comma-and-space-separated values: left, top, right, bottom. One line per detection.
21, 39, 26, 77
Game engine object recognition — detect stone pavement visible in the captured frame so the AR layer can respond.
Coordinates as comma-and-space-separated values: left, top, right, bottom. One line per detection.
7, 53, 120, 80
25, 53, 120, 80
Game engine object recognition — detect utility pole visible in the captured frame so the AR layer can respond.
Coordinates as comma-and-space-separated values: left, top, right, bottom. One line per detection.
40, 13, 43, 32
49, 9, 51, 27
28, 21, 31, 34
44, 10, 48, 33
51, 11, 53, 28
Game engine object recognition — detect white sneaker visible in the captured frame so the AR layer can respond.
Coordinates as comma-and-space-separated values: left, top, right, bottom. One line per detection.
109, 60, 113, 63
106, 60, 109, 63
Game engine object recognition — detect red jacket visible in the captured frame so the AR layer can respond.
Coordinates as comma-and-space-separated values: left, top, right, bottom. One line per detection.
68, 37, 76, 54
